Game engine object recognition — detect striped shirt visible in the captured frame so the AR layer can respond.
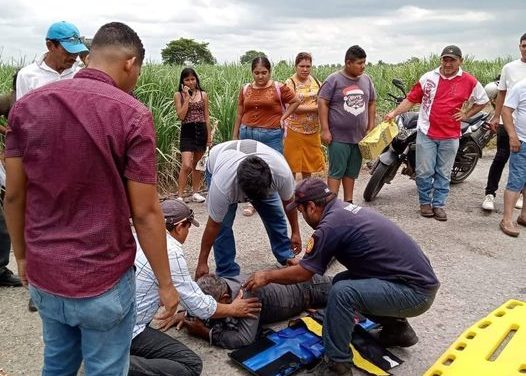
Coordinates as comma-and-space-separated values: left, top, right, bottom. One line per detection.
133, 232, 217, 338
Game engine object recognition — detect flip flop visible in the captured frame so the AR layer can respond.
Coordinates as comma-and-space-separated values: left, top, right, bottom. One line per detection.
500, 220, 519, 237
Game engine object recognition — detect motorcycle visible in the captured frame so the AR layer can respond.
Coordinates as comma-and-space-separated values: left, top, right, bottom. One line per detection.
363, 79, 494, 202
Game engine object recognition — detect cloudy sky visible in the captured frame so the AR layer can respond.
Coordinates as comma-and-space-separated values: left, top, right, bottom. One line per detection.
0, 0, 525, 66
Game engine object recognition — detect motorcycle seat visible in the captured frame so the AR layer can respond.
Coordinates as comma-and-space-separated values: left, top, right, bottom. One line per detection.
400, 112, 418, 129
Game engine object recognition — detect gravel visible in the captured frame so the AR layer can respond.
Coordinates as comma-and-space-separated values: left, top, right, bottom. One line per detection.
1, 150, 524, 376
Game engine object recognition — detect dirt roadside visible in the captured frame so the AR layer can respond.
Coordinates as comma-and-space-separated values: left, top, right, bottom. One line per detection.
0, 150, 524, 376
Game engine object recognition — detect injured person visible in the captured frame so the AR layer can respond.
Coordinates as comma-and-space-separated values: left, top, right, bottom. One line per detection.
179, 273, 332, 349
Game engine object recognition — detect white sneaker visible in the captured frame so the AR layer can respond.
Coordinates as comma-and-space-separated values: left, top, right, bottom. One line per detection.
482, 194, 495, 211
516, 194, 523, 209
192, 192, 206, 203
176, 196, 184, 202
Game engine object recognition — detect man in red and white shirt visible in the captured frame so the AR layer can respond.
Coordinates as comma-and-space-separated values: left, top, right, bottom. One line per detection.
386, 45, 488, 220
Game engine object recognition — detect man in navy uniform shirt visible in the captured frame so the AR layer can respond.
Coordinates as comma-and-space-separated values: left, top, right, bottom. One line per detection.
245, 178, 440, 376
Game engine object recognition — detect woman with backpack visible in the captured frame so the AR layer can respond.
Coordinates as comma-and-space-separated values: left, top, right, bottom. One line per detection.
284, 52, 325, 180
232, 56, 300, 216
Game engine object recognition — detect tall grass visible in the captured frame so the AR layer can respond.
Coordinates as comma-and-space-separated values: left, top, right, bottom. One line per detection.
0, 56, 507, 190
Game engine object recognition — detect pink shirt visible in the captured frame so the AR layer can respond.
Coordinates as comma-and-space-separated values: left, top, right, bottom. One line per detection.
6, 68, 157, 298
407, 68, 488, 139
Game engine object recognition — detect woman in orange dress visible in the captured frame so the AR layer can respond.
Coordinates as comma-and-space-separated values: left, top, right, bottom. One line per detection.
284, 52, 325, 179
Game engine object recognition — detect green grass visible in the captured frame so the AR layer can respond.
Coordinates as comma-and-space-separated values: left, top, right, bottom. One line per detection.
0, 56, 507, 190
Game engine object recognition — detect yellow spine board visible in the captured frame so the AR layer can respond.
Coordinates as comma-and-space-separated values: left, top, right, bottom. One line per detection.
424, 299, 526, 376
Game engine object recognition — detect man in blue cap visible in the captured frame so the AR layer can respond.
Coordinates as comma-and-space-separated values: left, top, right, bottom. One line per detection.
14, 21, 89, 312
16, 21, 88, 100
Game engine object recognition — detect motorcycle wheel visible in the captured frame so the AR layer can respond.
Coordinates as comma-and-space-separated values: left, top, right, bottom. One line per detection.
363, 161, 400, 202
451, 140, 479, 184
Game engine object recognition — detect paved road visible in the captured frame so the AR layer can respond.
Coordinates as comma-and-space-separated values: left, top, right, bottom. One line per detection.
1, 151, 524, 375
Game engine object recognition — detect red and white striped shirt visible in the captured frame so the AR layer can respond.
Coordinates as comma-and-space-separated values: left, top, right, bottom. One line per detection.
407, 68, 488, 139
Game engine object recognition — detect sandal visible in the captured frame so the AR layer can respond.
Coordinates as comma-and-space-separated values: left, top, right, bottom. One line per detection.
517, 215, 526, 227
499, 220, 519, 237
242, 203, 256, 217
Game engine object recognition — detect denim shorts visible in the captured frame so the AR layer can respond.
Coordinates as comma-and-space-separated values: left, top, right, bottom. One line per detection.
507, 141, 526, 192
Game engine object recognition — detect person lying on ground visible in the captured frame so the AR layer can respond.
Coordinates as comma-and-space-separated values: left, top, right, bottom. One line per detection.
177, 273, 332, 349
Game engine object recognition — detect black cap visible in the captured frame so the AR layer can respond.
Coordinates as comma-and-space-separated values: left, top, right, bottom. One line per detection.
161, 199, 199, 227
286, 178, 335, 212
441, 45, 462, 59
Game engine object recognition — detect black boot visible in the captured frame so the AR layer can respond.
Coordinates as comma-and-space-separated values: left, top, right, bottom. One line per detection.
0, 267, 22, 287
378, 318, 418, 347
313, 359, 353, 376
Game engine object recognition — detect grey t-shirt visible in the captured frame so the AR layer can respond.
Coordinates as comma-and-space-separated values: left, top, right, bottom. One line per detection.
206, 140, 295, 222
318, 71, 376, 144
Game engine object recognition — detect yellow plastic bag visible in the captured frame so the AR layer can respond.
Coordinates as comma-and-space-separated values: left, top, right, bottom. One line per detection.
358, 121, 399, 160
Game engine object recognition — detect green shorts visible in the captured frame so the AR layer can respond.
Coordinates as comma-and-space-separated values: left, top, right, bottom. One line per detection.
328, 141, 362, 179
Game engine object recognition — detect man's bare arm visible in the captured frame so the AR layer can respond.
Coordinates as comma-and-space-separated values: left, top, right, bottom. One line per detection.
127, 180, 179, 318
4, 157, 27, 285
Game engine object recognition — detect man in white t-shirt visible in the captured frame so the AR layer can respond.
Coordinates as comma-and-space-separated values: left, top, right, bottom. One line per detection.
482, 33, 526, 211
195, 140, 301, 279
499, 78, 526, 237
16, 21, 88, 100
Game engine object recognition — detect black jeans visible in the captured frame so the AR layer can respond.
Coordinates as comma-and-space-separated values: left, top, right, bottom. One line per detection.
129, 327, 202, 376
485, 126, 510, 196
258, 274, 332, 324
0, 207, 11, 271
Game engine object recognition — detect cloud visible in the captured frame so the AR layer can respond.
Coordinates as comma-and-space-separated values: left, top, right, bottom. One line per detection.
0, 0, 524, 66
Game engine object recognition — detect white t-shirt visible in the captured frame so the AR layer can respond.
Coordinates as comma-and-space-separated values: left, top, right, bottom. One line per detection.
504, 78, 526, 142
16, 53, 81, 100
498, 59, 526, 92
206, 140, 295, 222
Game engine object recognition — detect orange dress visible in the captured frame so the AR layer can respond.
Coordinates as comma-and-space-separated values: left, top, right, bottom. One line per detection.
283, 76, 325, 174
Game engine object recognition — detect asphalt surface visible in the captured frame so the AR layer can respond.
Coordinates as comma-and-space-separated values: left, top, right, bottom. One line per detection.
0, 150, 525, 376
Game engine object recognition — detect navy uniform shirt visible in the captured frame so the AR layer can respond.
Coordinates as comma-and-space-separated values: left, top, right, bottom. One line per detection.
300, 199, 440, 293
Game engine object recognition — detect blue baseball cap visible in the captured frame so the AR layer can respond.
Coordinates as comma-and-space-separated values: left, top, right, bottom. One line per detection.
46, 21, 88, 54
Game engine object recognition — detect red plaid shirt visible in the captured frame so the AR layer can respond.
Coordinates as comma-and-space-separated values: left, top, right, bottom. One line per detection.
6, 68, 157, 298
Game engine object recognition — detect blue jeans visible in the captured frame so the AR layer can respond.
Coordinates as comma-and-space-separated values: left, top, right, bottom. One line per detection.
323, 272, 436, 363
213, 194, 293, 276
29, 268, 136, 376
240, 125, 284, 154
507, 141, 526, 192
415, 131, 459, 207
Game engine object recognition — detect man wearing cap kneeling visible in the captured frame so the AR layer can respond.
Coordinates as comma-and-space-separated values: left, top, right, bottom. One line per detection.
131, 199, 261, 376
385, 45, 488, 221
245, 178, 440, 376
16, 21, 88, 100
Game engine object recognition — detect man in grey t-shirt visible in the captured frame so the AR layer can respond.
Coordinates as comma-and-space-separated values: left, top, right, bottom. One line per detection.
195, 140, 301, 279
318, 45, 376, 204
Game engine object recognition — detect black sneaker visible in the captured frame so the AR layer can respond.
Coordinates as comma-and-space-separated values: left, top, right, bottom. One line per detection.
378, 318, 418, 348
312, 359, 353, 376
0, 267, 22, 287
